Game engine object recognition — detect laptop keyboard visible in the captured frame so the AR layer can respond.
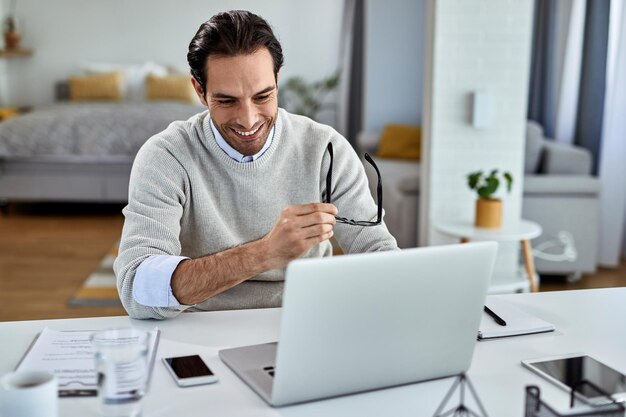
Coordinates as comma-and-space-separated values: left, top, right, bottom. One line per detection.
263, 366, 275, 377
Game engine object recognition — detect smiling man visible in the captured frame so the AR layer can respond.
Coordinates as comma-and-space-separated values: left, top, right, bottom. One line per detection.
114, 10, 398, 320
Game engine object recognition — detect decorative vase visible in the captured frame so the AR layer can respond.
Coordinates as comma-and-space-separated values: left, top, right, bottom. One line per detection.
475, 198, 502, 228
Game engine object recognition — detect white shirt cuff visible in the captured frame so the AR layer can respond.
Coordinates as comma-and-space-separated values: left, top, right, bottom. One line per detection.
133, 255, 189, 307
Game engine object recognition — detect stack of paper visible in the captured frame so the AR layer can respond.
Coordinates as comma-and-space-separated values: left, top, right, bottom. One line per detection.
478, 297, 555, 340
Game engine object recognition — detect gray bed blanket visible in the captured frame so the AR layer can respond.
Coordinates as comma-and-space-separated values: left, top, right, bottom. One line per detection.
0, 102, 204, 157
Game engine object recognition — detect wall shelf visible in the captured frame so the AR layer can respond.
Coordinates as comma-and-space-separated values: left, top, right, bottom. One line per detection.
0, 48, 33, 58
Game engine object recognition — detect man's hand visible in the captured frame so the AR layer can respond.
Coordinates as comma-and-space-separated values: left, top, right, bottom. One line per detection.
261, 203, 337, 270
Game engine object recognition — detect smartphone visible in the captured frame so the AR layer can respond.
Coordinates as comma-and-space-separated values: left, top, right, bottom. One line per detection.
162, 355, 218, 387
522, 353, 626, 404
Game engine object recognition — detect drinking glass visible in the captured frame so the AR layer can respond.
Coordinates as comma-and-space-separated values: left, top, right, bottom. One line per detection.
91, 328, 149, 417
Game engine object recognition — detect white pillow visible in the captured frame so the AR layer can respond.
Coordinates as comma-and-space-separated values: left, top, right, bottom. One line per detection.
82, 61, 168, 102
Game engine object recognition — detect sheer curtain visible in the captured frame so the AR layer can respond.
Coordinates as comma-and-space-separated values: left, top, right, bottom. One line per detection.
528, 0, 610, 167
528, 0, 626, 266
527, 0, 558, 136
527, 0, 587, 144
574, 0, 611, 175
598, 0, 626, 266
554, 0, 586, 145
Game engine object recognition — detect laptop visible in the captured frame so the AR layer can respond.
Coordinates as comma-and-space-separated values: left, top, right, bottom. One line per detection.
219, 241, 498, 406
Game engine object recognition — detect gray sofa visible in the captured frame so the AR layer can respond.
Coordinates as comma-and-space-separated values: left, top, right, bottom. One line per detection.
358, 120, 600, 277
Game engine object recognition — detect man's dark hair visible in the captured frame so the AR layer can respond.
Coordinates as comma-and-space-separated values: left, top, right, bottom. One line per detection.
188, 10, 284, 95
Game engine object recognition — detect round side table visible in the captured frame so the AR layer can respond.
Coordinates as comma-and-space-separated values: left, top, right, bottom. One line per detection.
433, 220, 542, 292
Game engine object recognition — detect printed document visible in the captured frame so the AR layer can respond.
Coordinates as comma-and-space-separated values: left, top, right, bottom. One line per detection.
15, 327, 159, 396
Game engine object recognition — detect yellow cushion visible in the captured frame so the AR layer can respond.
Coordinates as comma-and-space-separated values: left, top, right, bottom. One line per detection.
145, 74, 196, 103
69, 72, 123, 101
0, 107, 19, 121
376, 124, 421, 160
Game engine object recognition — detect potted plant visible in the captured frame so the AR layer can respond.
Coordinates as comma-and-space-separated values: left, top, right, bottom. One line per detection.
467, 169, 513, 228
279, 70, 340, 122
3, 0, 21, 50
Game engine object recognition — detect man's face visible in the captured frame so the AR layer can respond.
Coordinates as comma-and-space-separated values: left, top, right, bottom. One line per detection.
193, 48, 278, 156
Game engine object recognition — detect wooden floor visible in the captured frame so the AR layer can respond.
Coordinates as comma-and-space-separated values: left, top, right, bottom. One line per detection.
1, 203, 625, 322
0, 203, 127, 322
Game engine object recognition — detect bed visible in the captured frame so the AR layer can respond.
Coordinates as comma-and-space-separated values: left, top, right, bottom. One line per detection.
0, 102, 203, 204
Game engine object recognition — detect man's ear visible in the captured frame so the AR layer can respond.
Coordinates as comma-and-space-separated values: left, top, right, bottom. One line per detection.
191, 77, 208, 106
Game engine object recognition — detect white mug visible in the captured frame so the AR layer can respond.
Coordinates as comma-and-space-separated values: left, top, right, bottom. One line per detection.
0, 370, 58, 417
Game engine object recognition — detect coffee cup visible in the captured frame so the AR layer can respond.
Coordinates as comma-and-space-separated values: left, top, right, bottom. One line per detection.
0, 370, 58, 417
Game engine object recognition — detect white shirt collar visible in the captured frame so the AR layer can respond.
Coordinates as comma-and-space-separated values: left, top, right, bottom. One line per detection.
210, 118, 274, 163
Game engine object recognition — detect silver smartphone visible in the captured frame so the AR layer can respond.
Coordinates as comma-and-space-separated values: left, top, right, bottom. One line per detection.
162, 355, 218, 387
522, 353, 626, 404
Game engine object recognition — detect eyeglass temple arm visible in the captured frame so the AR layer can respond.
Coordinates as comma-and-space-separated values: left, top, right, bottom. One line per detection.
364, 153, 383, 222
325, 143, 334, 204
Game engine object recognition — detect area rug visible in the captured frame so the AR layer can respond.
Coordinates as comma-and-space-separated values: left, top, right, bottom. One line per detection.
68, 243, 121, 307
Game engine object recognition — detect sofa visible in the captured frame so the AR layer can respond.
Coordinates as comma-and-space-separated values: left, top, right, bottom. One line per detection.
358, 121, 600, 277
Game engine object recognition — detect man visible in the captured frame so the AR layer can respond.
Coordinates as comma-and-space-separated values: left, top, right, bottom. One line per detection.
114, 10, 397, 320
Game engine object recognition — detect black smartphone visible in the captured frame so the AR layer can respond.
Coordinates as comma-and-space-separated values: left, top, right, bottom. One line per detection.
162, 354, 218, 387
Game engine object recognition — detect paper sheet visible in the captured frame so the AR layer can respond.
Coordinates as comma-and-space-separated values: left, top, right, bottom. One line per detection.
15, 327, 159, 396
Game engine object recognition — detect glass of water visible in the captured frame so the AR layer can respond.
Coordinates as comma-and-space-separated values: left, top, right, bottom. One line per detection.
91, 328, 149, 417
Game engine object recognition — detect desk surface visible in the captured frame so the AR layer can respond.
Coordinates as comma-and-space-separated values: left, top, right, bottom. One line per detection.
1, 288, 625, 417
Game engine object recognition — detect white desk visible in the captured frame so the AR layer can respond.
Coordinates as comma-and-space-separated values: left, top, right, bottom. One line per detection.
1, 288, 625, 417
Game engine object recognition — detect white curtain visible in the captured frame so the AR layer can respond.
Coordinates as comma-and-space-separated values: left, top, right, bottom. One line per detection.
598, 0, 626, 266
554, 0, 586, 145
528, 0, 586, 145
537, 0, 625, 266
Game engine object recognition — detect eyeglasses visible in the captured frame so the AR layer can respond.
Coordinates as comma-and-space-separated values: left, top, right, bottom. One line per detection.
324, 142, 383, 226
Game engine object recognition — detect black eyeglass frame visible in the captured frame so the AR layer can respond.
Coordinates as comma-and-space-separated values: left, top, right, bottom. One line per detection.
324, 142, 383, 226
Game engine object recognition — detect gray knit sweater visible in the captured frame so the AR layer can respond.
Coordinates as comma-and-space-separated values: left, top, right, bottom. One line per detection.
114, 108, 398, 319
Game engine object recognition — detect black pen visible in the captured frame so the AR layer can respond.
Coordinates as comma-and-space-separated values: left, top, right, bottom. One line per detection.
484, 305, 507, 326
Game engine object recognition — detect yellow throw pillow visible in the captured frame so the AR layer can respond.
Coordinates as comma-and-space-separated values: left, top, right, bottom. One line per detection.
0, 107, 19, 121
146, 74, 196, 103
69, 72, 123, 101
376, 124, 421, 160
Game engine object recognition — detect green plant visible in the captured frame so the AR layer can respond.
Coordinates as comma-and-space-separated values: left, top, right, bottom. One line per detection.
279, 70, 340, 121
4, 17, 15, 33
3, 0, 17, 32
467, 169, 513, 199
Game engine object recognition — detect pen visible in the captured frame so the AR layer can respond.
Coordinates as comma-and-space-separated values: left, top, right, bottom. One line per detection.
484, 305, 507, 326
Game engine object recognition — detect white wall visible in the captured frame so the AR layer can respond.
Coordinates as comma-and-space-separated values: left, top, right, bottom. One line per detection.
364, 0, 425, 132
420, 0, 534, 287
0, 0, 343, 107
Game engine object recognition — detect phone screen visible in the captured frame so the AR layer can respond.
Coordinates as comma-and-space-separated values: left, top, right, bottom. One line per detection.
164, 355, 214, 379
528, 355, 626, 401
